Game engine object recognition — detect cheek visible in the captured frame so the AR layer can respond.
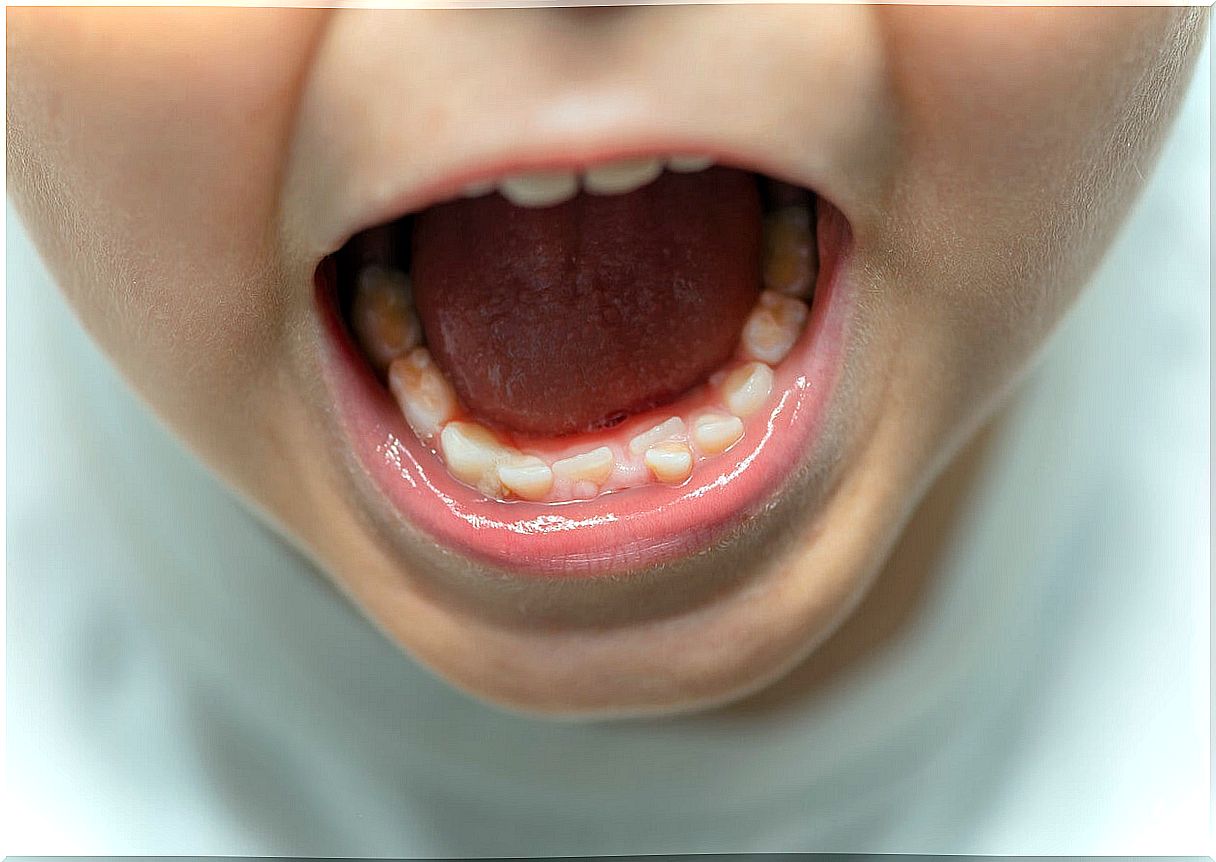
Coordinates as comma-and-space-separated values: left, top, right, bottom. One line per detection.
872, 7, 1201, 390
7, 8, 326, 408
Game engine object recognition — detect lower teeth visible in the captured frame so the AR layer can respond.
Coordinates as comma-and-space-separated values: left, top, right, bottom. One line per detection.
351, 265, 421, 374
763, 205, 818, 299
344, 186, 818, 503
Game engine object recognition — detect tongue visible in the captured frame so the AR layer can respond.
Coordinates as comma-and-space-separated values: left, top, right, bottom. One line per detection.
411, 167, 762, 437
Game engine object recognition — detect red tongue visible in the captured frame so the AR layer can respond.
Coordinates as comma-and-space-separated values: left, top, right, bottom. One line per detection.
411, 167, 761, 437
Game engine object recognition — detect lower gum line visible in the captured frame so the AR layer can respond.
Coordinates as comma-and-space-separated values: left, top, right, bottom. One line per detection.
345, 191, 818, 504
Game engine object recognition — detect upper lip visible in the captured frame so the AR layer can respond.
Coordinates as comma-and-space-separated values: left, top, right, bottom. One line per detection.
282, 18, 888, 263
323, 137, 842, 258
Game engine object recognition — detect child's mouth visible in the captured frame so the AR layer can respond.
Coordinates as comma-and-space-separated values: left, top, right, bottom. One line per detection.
315, 152, 854, 577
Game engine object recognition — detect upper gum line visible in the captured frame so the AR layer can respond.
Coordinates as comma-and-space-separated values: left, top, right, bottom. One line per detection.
346, 177, 819, 504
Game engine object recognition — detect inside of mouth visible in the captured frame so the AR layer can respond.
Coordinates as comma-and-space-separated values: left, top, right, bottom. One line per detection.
328, 157, 821, 504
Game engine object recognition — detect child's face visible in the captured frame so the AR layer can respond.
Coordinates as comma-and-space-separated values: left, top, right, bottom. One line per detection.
8, 7, 1204, 716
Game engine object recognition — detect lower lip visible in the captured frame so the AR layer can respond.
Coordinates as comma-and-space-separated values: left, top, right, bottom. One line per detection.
316, 202, 855, 578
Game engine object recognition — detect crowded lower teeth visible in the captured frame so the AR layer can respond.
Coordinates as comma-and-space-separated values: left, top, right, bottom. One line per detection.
347, 171, 818, 503
470, 154, 718, 207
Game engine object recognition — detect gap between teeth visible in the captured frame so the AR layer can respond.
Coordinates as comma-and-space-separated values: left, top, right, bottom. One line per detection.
462, 154, 716, 208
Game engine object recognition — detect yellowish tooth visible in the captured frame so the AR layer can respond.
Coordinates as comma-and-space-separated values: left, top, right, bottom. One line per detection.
666, 154, 714, 173
439, 421, 517, 496
351, 265, 420, 373
763, 205, 817, 298
551, 446, 615, 486
644, 441, 694, 484
628, 416, 686, 457
497, 171, 578, 208
740, 290, 809, 365
721, 362, 774, 418
583, 158, 663, 196
388, 348, 458, 439
496, 455, 553, 502
692, 412, 745, 455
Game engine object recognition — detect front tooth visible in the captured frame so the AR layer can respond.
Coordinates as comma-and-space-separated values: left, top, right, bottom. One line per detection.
666, 154, 714, 173
388, 348, 458, 438
461, 179, 496, 198
741, 290, 809, 364
644, 441, 694, 484
692, 412, 745, 455
552, 446, 615, 485
496, 455, 553, 501
439, 421, 517, 496
351, 265, 421, 373
497, 171, 578, 208
583, 158, 663, 195
763, 205, 817, 298
628, 416, 686, 457
721, 362, 774, 418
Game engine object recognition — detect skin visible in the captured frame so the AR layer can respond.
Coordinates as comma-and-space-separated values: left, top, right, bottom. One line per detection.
6, 6, 1206, 718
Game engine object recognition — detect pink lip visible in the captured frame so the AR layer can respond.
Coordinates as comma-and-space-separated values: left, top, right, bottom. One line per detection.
316, 199, 854, 578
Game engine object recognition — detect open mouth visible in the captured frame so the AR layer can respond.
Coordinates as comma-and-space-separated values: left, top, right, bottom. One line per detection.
315, 152, 854, 578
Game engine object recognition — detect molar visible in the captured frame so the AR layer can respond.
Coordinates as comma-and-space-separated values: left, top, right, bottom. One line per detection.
721, 362, 774, 418
388, 348, 459, 439
741, 290, 809, 364
351, 265, 420, 373
763, 205, 817, 299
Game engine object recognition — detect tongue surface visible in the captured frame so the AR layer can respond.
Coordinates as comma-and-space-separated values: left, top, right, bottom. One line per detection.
411, 167, 761, 437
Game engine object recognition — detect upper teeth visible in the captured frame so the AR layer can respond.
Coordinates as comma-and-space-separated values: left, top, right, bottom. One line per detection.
583, 157, 664, 196
474, 154, 716, 209
666, 154, 714, 173
497, 172, 580, 208
460, 179, 496, 198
